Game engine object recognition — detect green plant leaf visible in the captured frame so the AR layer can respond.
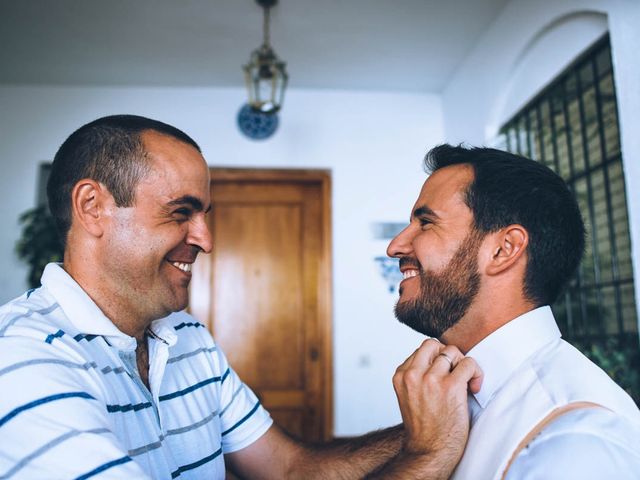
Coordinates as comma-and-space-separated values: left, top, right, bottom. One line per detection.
15, 206, 63, 288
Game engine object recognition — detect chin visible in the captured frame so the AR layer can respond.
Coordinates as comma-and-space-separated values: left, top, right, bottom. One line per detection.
159, 290, 190, 316
171, 296, 189, 313
174, 290, 189, 312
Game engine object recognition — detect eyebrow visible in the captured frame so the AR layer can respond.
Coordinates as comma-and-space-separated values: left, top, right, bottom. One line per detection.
167, 195, 212, 213
411, 205, 438, 222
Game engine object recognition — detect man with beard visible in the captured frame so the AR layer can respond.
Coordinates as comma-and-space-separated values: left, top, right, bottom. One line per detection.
0, 115, 482, 479
387, 144, 640, 479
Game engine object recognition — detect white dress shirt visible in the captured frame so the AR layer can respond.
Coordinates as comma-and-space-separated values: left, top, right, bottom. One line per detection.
451, 306, 640, 479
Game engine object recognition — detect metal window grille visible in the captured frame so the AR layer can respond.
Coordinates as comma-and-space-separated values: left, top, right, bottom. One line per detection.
497, 35, 638, 347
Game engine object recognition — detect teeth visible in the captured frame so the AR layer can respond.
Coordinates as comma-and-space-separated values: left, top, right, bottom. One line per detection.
171, 262, 192, 273
403, 270, 419, 280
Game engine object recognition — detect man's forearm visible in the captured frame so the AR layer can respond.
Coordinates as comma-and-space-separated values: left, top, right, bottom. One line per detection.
227, 341, 480, 480
364, 450, 453, 480
291, 424, 404, 480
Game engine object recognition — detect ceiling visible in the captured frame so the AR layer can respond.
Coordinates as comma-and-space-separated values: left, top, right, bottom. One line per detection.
0, 0, 509, 93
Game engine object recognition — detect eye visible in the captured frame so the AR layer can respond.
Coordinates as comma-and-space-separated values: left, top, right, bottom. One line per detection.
418, 217, 432, 229
173, 208, 192, 220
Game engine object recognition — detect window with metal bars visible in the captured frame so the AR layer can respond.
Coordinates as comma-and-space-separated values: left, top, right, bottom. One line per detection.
496, 34, 639, 402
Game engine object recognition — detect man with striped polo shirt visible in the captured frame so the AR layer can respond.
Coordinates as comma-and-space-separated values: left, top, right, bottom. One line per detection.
0, 115, 481, 479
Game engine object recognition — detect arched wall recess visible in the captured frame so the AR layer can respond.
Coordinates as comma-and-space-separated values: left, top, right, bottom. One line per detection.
487, 11, 607, 137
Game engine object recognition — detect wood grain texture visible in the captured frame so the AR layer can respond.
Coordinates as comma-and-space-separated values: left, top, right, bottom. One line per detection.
190, 168, 333, 441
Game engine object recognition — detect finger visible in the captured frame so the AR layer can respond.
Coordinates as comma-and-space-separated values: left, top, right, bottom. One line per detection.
450, 356, 484, 393
429, 345, 465, 375
404, 338, 444, 371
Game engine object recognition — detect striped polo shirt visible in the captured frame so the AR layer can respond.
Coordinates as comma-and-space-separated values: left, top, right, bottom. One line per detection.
0, 263, 272, 479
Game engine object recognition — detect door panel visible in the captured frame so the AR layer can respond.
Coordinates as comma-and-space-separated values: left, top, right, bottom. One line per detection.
191, 169, 332, 442
212, 203, 304, 390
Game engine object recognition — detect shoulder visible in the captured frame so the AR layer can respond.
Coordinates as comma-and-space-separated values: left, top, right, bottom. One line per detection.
0, 289, 104, 399
532, 339, 611, 386
0, 287, 82, 361
530, 339, 638, 414
0, 287, 62, 336
507, 408, 640, 479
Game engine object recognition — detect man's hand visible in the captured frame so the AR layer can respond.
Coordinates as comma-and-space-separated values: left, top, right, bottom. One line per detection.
227, 339, 482, 480
368, 339, 483, 479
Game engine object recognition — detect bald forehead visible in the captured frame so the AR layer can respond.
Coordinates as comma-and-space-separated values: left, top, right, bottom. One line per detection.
141, 130, 200, 155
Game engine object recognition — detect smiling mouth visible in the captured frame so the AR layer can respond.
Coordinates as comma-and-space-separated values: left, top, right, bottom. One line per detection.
402, 269, 419, 280
169, 261, 193, 273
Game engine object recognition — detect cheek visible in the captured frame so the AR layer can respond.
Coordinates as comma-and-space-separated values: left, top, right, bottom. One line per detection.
110, 223, 174, 261
154, 224, 192, 258
414, 236, 459, 273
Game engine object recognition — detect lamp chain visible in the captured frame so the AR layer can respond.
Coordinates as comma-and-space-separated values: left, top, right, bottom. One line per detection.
263, 5, 271, 47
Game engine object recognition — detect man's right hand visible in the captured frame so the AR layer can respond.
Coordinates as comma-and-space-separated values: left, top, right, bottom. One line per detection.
368, 339, 483, 479
227, 339, 483, 480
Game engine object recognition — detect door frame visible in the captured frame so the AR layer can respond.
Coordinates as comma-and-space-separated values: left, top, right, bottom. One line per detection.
190, 167, 334, 439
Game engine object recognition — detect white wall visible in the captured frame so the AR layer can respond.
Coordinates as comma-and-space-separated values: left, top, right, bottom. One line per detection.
0, 85, 442, 435
442, 0, 640, 329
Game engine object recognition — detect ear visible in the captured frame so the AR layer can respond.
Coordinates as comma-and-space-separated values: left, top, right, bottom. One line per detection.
484, 224, 528, 276
70, 179, 111, 238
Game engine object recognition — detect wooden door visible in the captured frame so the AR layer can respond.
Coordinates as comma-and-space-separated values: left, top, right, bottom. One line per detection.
190, 169, 333, 442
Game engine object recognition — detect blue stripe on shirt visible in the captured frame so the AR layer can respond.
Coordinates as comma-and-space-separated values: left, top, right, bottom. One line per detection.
167, 345, 217, 365
106, 401, 152, 413
3, 427, 111, 478
170, 448, 222, 478
0, 303, 60, 337
221, 401, 261, 436
0, 358, 97, 378
0, 392, 95, 428
174, 322, 204, 331
73, 334, 98, 342
159, 370, 229, 402
45, 329, 65, 344
74, 456, 133, 480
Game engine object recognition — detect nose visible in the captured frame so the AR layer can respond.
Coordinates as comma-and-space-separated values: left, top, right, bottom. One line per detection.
386, 225, 414, 258
188, 215, 213, 254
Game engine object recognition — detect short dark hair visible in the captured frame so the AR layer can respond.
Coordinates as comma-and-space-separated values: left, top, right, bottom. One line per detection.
424, 144, 585, 306
47, 114, 201, 245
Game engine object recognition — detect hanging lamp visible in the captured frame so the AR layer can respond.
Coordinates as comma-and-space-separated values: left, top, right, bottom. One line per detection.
242, 0, 288, 114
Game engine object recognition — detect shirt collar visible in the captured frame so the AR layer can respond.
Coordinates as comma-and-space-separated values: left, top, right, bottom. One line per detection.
41, 263, 176, 351
148, 316, 178, 347
466, 306, 561, 408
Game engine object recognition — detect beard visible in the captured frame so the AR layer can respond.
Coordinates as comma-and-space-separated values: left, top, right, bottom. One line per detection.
394, 230, 483, 338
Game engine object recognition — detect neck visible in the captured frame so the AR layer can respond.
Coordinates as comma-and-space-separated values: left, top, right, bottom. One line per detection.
63, 255, 150, 342
440, 294, 536, 354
